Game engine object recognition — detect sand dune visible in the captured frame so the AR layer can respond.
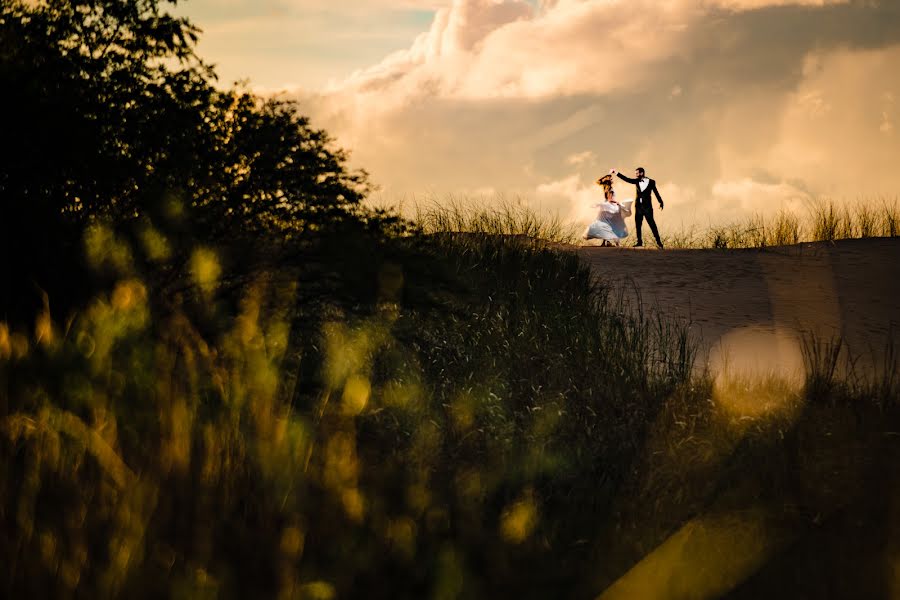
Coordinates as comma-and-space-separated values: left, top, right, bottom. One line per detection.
576, 238, 900, 375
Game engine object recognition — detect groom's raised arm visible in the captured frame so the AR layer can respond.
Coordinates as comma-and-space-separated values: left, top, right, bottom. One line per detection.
616, 172, 639, 184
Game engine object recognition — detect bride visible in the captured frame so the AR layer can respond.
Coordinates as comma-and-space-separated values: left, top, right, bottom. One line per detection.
583, 175, 633, 246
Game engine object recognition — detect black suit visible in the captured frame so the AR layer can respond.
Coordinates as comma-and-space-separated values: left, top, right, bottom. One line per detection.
616, 173, 663, 246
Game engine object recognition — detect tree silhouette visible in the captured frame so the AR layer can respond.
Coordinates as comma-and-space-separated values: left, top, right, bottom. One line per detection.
1, 0, 372, 322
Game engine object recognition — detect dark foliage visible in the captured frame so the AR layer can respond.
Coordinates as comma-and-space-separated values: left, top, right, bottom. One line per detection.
0, 0, 372, 323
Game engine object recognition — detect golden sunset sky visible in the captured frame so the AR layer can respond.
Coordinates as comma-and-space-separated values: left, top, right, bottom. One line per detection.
177, 0, 900, 226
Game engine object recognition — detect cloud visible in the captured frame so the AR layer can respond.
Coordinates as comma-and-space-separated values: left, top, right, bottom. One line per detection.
764, 43, 900, 196
332, 0, 688, 101
329, 0, 869, 102
536, 174, 600, 223
176, 0, 444, 88
711, 178, 812, 213
566, 150, 596, 166
295, 0, 900, 228
713, 0, 848, 9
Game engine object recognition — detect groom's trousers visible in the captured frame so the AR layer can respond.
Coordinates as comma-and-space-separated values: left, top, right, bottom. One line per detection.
635, 209, 663, 246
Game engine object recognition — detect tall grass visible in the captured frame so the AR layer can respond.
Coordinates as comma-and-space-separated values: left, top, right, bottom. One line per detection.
884, 198, 900, 237
415, 197, 579, 244
405, 194, 897, 251
3, 207, 900, 598
653, 198, 900, 250
1, 213, 697, 597
800, 334, 846, 402
800, 330, 900, 407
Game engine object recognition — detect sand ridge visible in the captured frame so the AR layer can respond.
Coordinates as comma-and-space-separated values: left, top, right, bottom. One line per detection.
575, 237, 900, 373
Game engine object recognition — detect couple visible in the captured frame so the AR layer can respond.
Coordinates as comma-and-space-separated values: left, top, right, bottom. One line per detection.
583, 167, 665, 248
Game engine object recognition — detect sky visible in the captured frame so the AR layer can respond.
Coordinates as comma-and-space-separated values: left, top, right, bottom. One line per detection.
175, 0, 900, 227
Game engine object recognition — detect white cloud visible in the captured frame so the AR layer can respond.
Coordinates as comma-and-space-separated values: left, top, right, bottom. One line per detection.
294, 0, 900, 229
332, 0, 692, 101
566, 151, 595, 166
536, 174, 602, 223
328, 0, 859, 102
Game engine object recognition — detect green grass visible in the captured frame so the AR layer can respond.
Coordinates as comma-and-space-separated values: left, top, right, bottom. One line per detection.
3, 206, 900, 598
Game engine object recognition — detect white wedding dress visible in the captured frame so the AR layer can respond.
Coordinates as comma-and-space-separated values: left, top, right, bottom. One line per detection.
584, 200, 633, 243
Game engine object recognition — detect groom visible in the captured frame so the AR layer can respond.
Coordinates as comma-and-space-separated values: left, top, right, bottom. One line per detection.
611, 167, 664, 248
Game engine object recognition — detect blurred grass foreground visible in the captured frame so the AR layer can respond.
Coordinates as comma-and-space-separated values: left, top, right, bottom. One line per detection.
3, 1, 900, 598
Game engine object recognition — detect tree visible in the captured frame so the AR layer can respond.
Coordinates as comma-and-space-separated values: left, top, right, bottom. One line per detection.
0, 0, 372, 322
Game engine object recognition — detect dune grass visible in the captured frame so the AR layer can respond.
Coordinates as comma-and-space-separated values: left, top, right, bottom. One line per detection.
3, 204, 900, 598
653, 198, 900, 250
393, 193, 899, 251
575, 197, 899, 250
414, 196, 580, 244
0, 212, 696, 597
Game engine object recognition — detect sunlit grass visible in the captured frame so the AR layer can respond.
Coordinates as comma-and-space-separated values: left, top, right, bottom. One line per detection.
397, 194, 899, 251
660, 198, 900, 249
414, 196, 579, 245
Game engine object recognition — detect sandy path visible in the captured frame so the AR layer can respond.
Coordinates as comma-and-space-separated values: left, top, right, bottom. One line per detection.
575, 238, 900, 374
